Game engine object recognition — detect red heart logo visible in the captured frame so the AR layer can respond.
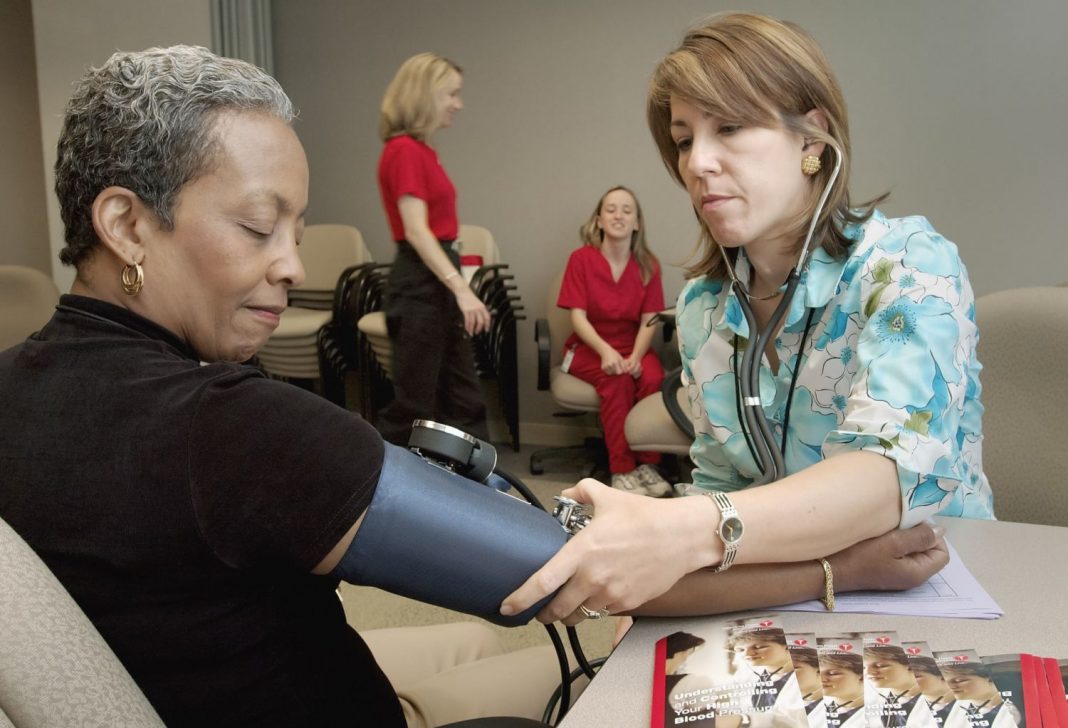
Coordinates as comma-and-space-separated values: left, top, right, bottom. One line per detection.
793, 639, 808, 646
839, 643, 854, 652
953, 655, 969, 662
906, 647, 921, 655
875, 636, 891, 644
759, 621, 774, 627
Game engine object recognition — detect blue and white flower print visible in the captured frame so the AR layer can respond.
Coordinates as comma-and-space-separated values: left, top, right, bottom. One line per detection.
677, 211, 993, 526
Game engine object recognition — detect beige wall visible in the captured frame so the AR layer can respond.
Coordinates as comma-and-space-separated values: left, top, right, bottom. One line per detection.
0, 0, 50, 273
15, 1, 1068, 438
272, 0, 1068, 432
30, 0, 212, 292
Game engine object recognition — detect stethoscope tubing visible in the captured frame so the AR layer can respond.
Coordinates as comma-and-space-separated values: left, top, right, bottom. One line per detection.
725, 142, 844, 484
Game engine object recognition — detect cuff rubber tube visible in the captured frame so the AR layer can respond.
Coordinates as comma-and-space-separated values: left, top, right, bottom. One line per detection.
332, 443, 568, 627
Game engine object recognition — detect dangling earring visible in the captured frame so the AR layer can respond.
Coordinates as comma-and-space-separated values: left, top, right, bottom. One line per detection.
801, 154, 822, 176
121, 262, 144, 295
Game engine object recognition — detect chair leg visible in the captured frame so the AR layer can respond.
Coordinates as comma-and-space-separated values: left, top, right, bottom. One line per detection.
529, 437, 607, 479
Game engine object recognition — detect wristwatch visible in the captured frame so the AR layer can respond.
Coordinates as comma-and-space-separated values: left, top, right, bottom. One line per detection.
707, 492, 744, 573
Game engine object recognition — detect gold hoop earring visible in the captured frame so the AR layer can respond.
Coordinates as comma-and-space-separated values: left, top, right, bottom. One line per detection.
801, 155, 822, 176
121, 262, 144, 296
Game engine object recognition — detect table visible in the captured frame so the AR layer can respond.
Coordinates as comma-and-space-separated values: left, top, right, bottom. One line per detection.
558, 518, 1068, 727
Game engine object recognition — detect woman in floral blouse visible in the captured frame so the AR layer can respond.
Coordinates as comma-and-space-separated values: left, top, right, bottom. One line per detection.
501, 12, 988, 625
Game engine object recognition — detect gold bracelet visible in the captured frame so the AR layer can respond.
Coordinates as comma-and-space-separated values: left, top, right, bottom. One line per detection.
443, 271, 460, 282
818, 558, 835, 611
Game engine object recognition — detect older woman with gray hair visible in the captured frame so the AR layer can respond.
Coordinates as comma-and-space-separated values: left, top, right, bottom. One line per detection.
0, 45, 560, 728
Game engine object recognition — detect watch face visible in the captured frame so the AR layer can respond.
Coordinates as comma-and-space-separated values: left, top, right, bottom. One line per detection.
720, 516, 744, 544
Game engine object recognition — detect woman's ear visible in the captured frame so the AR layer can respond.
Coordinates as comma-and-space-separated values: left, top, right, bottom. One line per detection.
91, 186, 151, 265
802, 108, 830, 156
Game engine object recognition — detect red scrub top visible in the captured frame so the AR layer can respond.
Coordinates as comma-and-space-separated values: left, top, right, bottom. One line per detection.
378, 135, 458, 242
556, 245, 665, 355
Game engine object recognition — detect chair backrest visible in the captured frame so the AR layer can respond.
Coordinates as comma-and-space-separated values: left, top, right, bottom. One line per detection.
0, 514, 165, 726
293, 224, 372, 292
458, 224, 500, 266
976, 286, 1068, 526
0, 266, 60, 351
545, 272, 573, 369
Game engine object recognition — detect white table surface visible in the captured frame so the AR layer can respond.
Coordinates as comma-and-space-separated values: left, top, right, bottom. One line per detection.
558, 518, 1068, 727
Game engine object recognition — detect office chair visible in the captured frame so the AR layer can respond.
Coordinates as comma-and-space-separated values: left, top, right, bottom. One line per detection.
975, 285, 1068, 526
258, 224, 371, 382
0, 266, 60, 352
0, 514, 165, 727
528, 271, 606, 476
529, 273, 681, 477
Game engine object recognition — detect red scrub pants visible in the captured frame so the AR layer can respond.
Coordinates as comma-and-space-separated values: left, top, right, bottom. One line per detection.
566, 343, 663, 474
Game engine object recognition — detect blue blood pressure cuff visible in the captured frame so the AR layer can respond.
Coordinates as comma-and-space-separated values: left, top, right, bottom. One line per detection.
332, 442, 567, 627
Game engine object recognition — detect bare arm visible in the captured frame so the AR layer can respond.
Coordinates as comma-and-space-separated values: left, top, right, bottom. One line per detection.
397, 195, 489, 335
502, 453, 902, 622
728, 450, 900, 562
312, 512, 366, 575
625, 311, 659, 376
628, 522, 947, 618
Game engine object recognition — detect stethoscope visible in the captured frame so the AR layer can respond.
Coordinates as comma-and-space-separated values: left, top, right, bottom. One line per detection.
721, 142, 843, 485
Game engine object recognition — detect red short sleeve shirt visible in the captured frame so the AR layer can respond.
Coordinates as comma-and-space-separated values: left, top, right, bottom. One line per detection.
556, 245, 665, 353
378, 135, 458, 242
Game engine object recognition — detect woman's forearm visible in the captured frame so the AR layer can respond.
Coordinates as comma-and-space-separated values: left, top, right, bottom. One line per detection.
570, 309, 614, 357
627, 560, 824, 616
397, 195, 467, 296
629, 312, 658, 361
729, 450, 901, 564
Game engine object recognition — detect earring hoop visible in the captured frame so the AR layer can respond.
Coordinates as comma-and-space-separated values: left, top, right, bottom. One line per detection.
801, 155, 822, 176
121, 262, 144, 296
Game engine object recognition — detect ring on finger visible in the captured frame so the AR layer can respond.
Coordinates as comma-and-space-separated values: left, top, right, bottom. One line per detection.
578, 604, 611, 620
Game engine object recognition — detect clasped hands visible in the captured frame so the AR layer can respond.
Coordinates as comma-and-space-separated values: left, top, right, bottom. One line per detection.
600, 348, 643, 378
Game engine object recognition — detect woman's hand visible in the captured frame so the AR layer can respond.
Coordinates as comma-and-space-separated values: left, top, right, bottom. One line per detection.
625, 353, 644, 379
500, 479, 721, 625
600, 348, 629, 375
828, 522, 949, 592
454, 287, 491, 336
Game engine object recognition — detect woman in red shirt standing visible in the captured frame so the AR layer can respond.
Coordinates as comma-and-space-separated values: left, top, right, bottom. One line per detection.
557, 186, 671, 497
376, 53, 491, 446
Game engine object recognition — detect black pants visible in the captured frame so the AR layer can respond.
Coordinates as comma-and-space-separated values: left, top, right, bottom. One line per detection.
376, 242, 489, 446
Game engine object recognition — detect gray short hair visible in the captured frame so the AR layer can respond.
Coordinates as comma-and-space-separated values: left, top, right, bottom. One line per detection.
55, 45, 296, 267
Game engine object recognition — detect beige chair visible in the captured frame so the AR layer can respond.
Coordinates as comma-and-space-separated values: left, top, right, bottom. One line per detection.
624, 378, 693, 457
528, 272, 604, 475
0, 514, 165, 727
975, 286, 1068, 526
0, 266, 60, 352
258, 224, 372, 380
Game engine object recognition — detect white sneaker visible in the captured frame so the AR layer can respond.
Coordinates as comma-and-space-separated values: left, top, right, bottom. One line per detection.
611, 467, 672, 498
634, 464, 674, 498
611, 470, 647, 495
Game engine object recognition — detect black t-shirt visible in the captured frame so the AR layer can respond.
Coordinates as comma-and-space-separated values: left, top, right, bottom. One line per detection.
0, 295, 405, 727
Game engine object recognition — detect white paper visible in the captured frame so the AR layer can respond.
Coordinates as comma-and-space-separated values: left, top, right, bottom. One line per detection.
772, 541, 1003, 619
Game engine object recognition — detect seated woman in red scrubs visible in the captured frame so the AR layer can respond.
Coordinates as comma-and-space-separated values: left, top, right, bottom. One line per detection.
557, 185, 671, 497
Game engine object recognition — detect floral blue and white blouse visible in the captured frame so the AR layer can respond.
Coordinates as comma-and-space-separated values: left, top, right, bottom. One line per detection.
676, 210, 993, 527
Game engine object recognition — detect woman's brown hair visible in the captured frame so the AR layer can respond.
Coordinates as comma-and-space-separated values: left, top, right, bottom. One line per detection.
647, 12, 885, 280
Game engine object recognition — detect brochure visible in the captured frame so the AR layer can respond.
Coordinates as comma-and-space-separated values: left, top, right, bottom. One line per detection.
650, 615, 808, 728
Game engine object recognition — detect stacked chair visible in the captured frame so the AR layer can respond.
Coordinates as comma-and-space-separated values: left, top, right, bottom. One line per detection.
319, 257, 391, 410
257, 224, 371, 383
352, 225, 526, 449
